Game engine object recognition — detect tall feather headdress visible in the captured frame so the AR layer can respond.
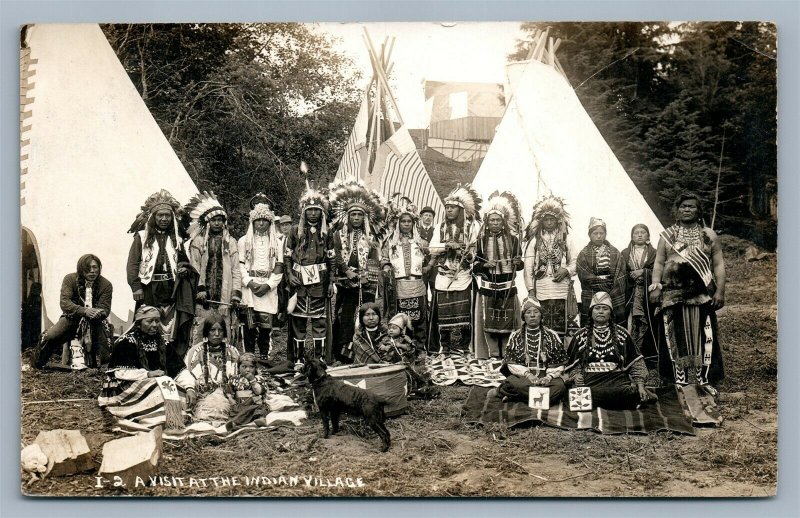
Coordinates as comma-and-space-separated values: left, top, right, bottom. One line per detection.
128, 189, 183, 234
299, 180, 329, 214
386, 192, 419, 228
484, 190, 523, 236
525, 195, 570, 242
183, 191, 228, 241
385, 193, 423, 245
444, 183, 482, 222
328, 179, 387, 240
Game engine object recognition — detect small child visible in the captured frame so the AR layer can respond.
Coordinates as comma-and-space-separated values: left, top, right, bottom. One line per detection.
381, 313, 440, 399
378, 313, 415, 363
225, 353, 269, 430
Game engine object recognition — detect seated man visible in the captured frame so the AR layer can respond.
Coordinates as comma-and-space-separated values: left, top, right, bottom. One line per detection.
33, 254, 112, 369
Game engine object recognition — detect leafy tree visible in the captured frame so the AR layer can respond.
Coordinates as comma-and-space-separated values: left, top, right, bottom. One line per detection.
102, 23, 361, 235
511, 22, 776, 248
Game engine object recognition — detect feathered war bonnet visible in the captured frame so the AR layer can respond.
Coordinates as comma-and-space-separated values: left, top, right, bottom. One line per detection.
183, 191, 232, 254
483, 190, 523, 236
297, 179, 330, 240
525, 195, 571, 242
327, 178, 387, 241
128, 189, 184, 242
444, 183, 482, 222
128, 189, 183, 233
386, 193, 422, 245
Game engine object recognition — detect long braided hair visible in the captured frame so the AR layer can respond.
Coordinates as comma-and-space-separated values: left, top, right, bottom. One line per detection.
200, 313, 230, 387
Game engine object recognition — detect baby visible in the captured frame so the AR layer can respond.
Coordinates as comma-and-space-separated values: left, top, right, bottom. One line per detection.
378, 313, 416, 363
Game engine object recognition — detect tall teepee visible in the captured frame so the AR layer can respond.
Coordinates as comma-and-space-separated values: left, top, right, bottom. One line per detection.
20, 24, 198, 326
336, 29, 445, 221
472, 29, 664, 298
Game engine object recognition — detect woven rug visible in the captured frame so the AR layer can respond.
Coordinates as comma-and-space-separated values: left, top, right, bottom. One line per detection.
99, 377, 306, 440
425, 352, 505, 387
462, 386, 697, 435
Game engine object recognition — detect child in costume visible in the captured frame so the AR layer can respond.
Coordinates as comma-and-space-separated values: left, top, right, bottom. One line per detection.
225, 352, 269, 430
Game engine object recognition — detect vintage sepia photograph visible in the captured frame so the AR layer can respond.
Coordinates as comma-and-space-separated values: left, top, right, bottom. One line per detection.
19, 21, 777, 497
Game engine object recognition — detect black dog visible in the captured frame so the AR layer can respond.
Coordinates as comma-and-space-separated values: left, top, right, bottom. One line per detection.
302, 358, 391, 452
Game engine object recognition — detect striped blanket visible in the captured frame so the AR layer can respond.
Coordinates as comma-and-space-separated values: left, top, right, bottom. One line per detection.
425, 353, 505, 387
462, 386, 696, 435
98, 377, 306, 440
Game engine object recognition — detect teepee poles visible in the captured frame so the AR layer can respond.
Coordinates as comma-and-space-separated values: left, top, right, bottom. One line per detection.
364, 28, 404, 126
362, 30, 402, 173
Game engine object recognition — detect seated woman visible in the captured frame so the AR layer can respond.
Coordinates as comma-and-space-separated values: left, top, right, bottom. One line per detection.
495, 297, 569, 407
33, 254, 112, 369
565, 292, 657, 410
105, 306, 166, 378
345, 303, 387, 364
225, 352, 269, 431
346, 305, 438, 398
100, 305, 183, 429
175, 313, 240, 421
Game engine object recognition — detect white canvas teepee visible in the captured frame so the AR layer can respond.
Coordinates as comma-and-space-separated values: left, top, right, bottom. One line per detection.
20, 24, 198, 326
336, 30, 445, 221
472, 32, 664, 298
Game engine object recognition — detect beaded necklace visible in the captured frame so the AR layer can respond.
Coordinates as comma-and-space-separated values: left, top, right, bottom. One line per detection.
588, 325, 617, 362
202, 339, 229, 387
523, 326, 544, 371
677, 224, 703, 248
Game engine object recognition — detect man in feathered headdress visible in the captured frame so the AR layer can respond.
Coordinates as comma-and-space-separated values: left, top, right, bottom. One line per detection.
473, 192, 524, 359
126, 189, 193, 372
185, 192, 242, 345
237, 198, 284, 361
523, 195, 579, 339
428, 184, 482, 356
328, 179, 386, 363
284, 181, 336, 362
380, 195, 430, 345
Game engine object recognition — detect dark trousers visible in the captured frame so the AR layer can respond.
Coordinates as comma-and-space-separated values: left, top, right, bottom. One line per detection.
333, 288, 375, 363
586, 371, 642, 410
243, 326, 271, 359
34, 316, 109, 368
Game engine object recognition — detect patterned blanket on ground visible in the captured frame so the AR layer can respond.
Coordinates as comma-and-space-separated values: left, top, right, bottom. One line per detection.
98, 376, 306, 440
425, 353, 505, 387
462, 386, 701, 435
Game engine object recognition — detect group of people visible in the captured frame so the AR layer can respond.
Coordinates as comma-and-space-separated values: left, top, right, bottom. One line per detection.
31, 178, 727, 413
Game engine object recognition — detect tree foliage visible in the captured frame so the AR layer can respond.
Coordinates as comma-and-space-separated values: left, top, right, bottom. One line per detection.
513, 22, 777, 248
102, 23, 361, 235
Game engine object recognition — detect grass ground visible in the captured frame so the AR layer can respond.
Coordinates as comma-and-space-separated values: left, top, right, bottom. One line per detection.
20, 235, 777, 497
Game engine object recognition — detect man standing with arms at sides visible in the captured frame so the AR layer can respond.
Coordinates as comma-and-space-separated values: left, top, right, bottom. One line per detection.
284, 182, 336, 362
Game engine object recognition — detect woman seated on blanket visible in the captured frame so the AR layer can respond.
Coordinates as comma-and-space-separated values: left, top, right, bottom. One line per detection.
102, 305, 169, 395
565, 292, 657, 410
495, 297, 569, 407
175, 312, 240, 421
